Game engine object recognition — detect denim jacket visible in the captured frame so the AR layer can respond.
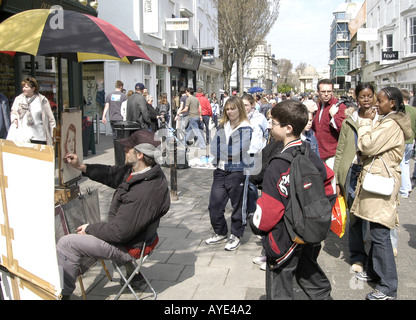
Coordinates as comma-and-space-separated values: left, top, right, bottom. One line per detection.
211, 121, 253, 172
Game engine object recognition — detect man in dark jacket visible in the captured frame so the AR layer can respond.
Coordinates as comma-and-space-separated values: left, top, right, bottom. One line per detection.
126, 82, 152, 130
58, 130, 170, 298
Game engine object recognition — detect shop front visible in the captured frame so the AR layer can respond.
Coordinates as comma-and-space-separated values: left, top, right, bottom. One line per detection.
373, 58, 416, 93
170, 47, 201, 97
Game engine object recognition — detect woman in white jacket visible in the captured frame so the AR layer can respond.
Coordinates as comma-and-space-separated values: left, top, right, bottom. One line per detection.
8, 77, 56, 145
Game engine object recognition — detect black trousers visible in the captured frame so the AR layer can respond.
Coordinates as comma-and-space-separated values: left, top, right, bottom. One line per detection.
266, 243, 332, 300
208, 169, 246, 238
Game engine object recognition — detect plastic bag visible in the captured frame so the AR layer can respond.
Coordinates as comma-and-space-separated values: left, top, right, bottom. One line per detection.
331, 195, 347, 238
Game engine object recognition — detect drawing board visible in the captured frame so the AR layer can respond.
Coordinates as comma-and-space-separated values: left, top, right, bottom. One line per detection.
0, 139, 62, 300
61, 111, 83, 184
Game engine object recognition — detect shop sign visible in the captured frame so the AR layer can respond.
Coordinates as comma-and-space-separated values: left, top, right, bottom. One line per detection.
165, 18, 189, 31
382, 51, 399, 60
357, 28, 378, 41
201, 48, 214, 63
171, 47, 201, 71
143, 0, 159, 34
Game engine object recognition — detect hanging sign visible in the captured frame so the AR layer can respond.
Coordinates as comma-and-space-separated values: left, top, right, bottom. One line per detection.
143, 0, 159, 34
382, 51, 399, 61
165, 18, 189, 31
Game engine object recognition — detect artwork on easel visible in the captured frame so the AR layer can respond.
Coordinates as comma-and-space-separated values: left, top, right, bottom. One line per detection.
0, 140, 61, 300
61, 111, 83, 185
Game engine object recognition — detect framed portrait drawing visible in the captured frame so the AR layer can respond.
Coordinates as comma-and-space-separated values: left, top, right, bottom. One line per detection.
61, 111, 83, 184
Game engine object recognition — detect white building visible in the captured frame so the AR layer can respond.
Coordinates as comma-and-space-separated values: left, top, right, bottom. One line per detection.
82, 0, 222, 120
230, 40, 277, 94
365, 0, 416, 92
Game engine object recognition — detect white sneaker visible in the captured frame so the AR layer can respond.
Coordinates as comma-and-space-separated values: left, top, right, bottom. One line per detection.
205, 234, 227, 245
351, 262, 363, 273
260, 262, 266, 271
224, 234, 241, 251
252, 255, 266, 265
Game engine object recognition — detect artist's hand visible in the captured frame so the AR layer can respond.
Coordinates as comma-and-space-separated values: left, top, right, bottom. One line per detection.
76, 224, 89, 235
64, 153, 87, 172
102, 117, 107, 124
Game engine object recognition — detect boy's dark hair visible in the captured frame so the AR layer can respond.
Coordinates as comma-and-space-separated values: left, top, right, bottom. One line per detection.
271, 100, 309, 137
317, 78, 332, 91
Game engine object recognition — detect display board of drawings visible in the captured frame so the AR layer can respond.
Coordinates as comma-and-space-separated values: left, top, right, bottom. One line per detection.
0, 139, 100, 300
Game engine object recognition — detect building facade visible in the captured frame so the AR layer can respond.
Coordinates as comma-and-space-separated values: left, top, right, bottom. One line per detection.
230, 40, 278, 94
368, 0, 416, 93
346, 0, 416, 94
94, 0, 222, 122
329, 1, 363, 93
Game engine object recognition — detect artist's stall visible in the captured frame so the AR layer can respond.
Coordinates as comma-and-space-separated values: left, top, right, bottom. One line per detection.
0, 8, 152, 300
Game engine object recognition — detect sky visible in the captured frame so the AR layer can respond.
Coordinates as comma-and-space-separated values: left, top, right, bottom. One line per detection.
266, 0, 349, 73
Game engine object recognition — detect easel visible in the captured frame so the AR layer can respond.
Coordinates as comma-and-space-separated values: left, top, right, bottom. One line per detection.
53, 116, 111, 300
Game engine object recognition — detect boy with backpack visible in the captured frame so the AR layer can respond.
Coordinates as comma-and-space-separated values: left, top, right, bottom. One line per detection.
249, 100, 336, 300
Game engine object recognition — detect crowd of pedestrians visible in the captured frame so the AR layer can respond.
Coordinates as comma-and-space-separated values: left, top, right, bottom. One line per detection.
2, 76, 415, 301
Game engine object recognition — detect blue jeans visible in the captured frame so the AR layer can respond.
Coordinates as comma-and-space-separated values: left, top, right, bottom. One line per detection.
346, 164, 368, 265
185, 117, 206, 148
367, 222, 398, 297
201, 115, 211, 144
400, 143, 413, 197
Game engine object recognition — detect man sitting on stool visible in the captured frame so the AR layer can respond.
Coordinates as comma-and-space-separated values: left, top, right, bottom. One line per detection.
58, 130, 170, 299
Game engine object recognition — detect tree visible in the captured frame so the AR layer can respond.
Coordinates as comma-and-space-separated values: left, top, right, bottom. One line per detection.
276, 59, 292, 85
210, 0, 280, 94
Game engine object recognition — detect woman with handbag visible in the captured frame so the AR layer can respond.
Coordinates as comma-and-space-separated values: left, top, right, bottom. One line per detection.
351, 87, 411, 300
333, 82, 376, 274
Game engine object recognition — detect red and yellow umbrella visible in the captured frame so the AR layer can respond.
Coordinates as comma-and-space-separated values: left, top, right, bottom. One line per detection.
0, 8, 152, 63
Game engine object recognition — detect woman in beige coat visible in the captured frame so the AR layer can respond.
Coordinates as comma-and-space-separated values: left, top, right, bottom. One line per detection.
351, 87, 411, 300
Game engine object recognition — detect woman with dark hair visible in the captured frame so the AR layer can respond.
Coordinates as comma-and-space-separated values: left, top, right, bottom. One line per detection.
333, 82, 376, 274
206, 96, 253, 251
8, 77, 56, 145
351, 87, 411, 300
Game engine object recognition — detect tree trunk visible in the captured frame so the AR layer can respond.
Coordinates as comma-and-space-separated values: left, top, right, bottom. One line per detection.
238, 55, 244, 97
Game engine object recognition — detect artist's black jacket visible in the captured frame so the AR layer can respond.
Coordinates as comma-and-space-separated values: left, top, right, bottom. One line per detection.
84, 164, 170, 249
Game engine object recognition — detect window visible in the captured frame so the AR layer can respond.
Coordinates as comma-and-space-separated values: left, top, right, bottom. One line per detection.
410, 17, 416, 54
386, 34, 393, 52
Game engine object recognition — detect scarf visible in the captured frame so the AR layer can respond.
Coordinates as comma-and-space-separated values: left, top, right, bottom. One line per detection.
17, 95, 37, 126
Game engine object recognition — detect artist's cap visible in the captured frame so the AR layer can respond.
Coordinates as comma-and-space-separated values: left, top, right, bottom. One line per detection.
119, 130, 160, 158
135, 82, 145, 90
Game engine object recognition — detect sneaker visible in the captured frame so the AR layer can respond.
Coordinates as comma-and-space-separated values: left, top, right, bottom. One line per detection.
260, 262, 266, 271
366, 289, 396, 300
224, 234, 241, 251
252, 255, 267, 265
205, 234, 227, 245
355, 271, 375, 282
351, 262, 364, 273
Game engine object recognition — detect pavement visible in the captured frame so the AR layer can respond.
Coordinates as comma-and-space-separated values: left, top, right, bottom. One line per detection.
70, 133, 416, 301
